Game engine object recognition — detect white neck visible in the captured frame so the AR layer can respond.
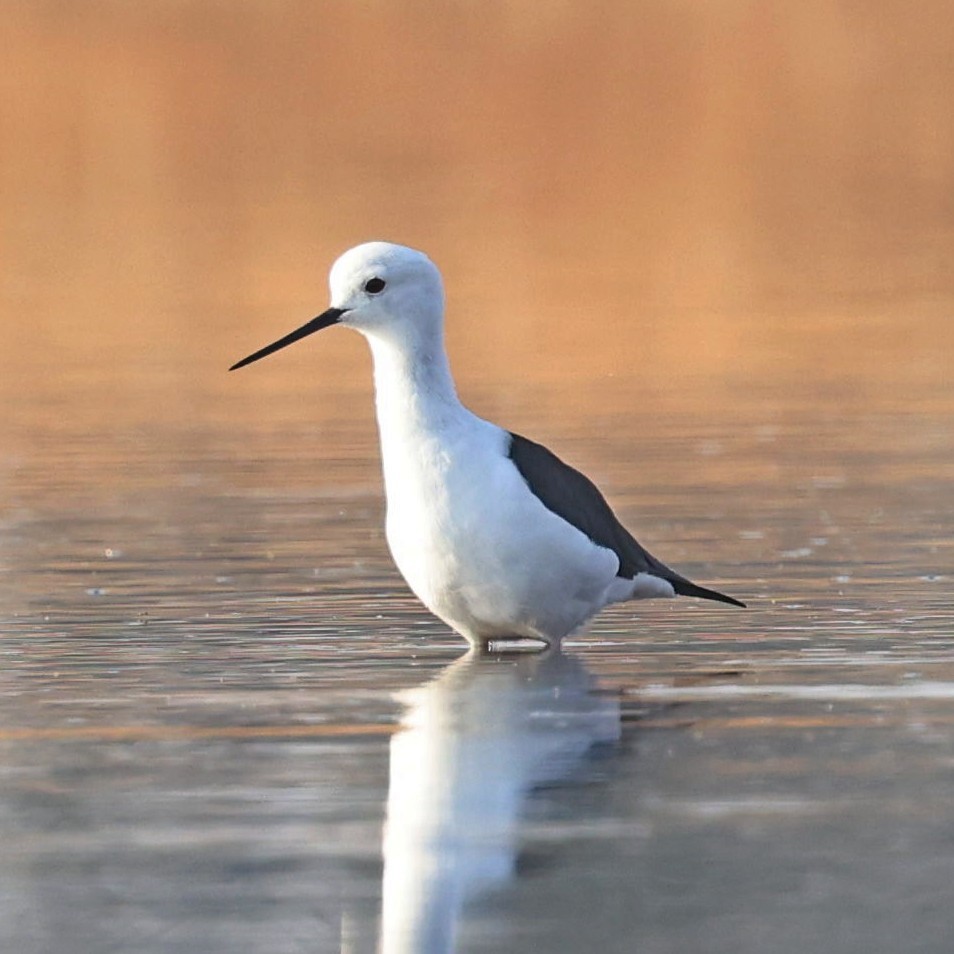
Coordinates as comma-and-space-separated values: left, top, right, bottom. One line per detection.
366, 325, 468, 449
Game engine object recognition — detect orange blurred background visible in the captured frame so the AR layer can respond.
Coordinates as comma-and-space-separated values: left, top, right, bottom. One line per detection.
2, 0, 953, 420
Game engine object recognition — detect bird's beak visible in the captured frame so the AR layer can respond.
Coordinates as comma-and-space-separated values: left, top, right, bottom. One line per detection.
229, 306, 347, 371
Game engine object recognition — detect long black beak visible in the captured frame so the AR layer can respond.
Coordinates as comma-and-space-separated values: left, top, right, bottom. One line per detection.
229, 307, 347, 371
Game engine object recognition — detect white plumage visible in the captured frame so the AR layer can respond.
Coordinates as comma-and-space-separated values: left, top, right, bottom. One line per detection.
231, 241, 743, 647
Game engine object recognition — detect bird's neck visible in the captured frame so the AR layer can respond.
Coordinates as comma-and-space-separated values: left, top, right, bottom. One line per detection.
367, 328, 467, 447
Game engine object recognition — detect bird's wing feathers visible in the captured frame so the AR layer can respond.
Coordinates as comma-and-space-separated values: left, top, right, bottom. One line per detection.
507, 432, 745, 607
507, 431, 656, 578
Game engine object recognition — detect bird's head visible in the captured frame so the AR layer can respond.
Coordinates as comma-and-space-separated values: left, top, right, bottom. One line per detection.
230, 242, 444, 371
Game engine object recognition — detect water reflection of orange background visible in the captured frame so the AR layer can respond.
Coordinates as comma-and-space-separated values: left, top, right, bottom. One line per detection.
3, 1, 953, 408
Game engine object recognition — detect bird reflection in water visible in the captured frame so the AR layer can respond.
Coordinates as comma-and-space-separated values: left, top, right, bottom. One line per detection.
378, 648, 621, 953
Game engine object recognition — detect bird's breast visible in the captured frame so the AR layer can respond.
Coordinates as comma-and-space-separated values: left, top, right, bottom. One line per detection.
378, 423, 618, 637
381, 427, 497, 601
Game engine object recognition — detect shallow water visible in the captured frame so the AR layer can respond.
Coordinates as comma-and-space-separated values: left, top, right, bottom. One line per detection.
4, 3, 954, 952
4, 350, 953, 954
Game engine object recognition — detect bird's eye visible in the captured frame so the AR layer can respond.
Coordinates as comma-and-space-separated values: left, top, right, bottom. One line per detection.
364, 277, 386, 295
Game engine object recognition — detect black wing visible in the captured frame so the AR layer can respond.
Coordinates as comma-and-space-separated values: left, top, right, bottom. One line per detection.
507, 432, 745, 608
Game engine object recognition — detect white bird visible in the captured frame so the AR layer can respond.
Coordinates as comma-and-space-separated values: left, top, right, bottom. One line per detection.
231, 242, 744, 648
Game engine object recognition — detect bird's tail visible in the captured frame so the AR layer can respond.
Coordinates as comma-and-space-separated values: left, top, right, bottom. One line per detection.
670, 577, 746, 608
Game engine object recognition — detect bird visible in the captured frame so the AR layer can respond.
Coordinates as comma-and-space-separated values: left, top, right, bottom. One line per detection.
230, 241, 744, 648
